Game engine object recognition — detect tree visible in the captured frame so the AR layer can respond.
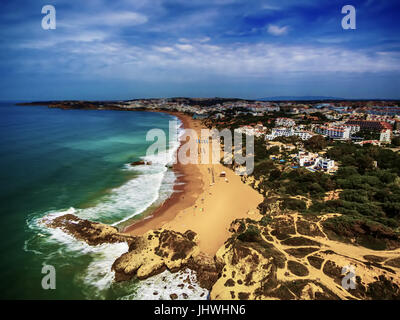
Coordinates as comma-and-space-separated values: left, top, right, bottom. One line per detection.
269, 169, 282, 181
304, 135, 327, 152
392, 136, 400, 147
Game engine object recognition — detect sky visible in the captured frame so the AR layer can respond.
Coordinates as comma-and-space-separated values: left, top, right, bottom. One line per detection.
0, 0, 400, 100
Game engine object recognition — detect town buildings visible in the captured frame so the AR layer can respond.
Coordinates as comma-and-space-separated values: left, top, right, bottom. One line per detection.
314, 125, 351, 140
296, 151, 336, 173
345, 120, 392, 131
275, 117, 296, 127
266, 127, 314, 141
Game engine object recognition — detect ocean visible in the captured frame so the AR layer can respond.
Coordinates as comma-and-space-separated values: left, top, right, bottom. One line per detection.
0, 102, 207, 299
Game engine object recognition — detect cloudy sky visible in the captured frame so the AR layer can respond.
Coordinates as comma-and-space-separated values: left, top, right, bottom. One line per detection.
1, 0, 400, 100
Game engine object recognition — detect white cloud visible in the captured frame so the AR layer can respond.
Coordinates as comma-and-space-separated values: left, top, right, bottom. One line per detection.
262, 4, 281, 11
98, 11, 148, 26
16, 31, 108, 49
199, 37, 211, 43
178, 38, 190, 43
97, 43, 400, 79
153, 46, 175, 53
267, 24, 289, 36
179, 37, 210, 44
59, 11, 148, 28
175, 44, 194, 51
11, 37, 400, 81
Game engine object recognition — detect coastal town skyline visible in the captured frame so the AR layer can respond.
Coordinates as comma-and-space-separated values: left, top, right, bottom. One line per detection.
1, 0, 400, 100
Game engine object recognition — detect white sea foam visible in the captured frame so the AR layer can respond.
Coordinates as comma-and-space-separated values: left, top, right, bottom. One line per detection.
26, 213, 129, 298
46, 229, 129, 299
35, 117, 184, 226
120, 268, 209, 300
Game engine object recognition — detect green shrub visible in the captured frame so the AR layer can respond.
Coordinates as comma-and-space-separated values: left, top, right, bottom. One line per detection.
281, 198, 307, 211
237, 225, 261, 242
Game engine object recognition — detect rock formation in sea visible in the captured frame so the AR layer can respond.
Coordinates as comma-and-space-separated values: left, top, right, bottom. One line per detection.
130, 160, 152, 166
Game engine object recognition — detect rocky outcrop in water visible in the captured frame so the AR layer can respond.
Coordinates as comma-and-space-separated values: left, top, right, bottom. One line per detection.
130, 160, 152, 166
43, 213, 135, 246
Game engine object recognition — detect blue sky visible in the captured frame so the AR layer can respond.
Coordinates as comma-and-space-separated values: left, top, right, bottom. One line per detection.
0, 0, 399, 100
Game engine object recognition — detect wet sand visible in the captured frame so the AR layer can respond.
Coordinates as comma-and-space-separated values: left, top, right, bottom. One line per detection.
123, 112, 204, 235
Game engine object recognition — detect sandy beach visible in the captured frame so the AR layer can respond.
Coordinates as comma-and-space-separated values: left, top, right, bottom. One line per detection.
124, 111, 263, 255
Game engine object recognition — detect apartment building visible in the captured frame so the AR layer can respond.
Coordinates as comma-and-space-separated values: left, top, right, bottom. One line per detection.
275, 117, 296, 127
315, 125, 351, 140
380, 129, 392, 144
345, 120, 392, 131
266, 127, 314, 141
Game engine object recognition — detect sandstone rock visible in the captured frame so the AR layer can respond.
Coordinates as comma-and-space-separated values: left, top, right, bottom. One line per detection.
186, 252, 223, 290
112, 229, 200, 281
130, 160, 152, 166
42, 214, 135, 246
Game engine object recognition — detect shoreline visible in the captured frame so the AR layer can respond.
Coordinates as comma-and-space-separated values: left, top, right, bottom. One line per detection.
123, 111, 204, 234
124, 110, 264, 255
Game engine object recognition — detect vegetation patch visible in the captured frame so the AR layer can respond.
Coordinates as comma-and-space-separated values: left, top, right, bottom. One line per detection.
287, 260, 309, 276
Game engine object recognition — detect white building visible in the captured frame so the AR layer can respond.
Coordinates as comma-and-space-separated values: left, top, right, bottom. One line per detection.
236, 125, 266, 137
293, 130, 314, 141
380, 129, 392, 144
344, 124, 361, 134
266, 128, 314, 141
317, 158, 335, 172
266, 106, 280, 112
297, 151, 336, 173
315, 125, 351, 140
297, 151, 318, 167
266, 127, 294, 140
214, 113, 225, 120
275, 117, 296, 127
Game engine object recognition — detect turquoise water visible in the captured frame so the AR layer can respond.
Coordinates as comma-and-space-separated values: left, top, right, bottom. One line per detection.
0, 103, 181, 299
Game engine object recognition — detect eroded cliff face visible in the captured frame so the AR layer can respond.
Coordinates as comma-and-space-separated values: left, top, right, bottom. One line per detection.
42, 212, 400, 300
211, 213, 400, 300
